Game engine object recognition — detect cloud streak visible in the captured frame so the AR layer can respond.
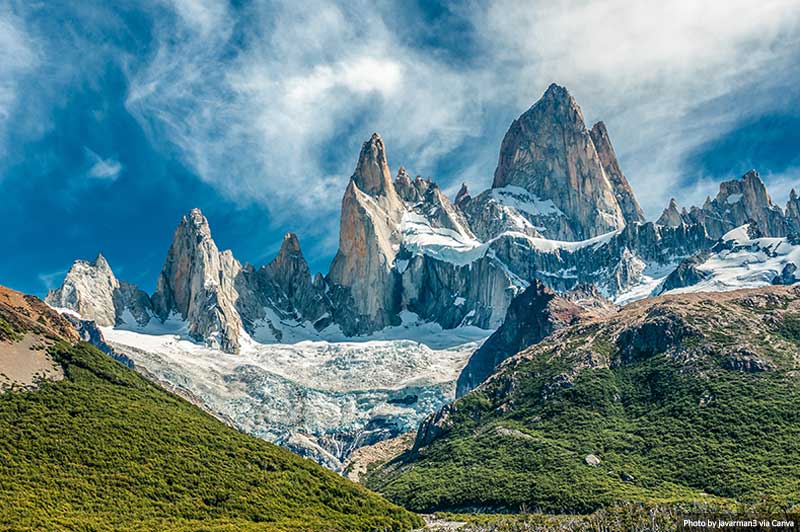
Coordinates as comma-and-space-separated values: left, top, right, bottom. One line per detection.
8, 0, 799, 261
0, 7, 38, 160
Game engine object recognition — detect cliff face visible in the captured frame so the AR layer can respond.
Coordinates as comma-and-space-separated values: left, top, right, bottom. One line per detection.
455, 281, 588, 397
590, 121, 645, 225
491, 83, 628, 240
45, 254, 152, 328
328, 134, 406, 334
45, 254, 119, 327
152, 208, 243, 353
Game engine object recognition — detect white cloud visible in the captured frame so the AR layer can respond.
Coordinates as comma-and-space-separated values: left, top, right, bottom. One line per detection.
0, 8, 38, 158
168, 0, 228, 36
85, 148, 123, 180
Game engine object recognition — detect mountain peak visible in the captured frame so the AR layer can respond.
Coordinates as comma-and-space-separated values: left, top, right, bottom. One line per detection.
152, 208, 242, 352
455, 183, 471, 205
93, 253, 111, 270
657, 197, 686, 227
279, 232, 302, 256
542, 82, 572, 103
352, 132, 394, 196
491, 83, 630, 240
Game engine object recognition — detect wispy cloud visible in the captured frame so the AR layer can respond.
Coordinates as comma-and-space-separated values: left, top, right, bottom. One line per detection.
38, 268, 67, 291
0, 7, 38, 159
85, 148, 123, 180
124, 0, 490, 247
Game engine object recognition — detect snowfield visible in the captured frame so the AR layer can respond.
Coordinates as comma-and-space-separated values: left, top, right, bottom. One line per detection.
101, 313, 489, 470
663, 225, 800, 295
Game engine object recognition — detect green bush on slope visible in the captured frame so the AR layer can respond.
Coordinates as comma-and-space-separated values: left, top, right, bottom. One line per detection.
366, 291, 800, 514
0, 341, 421, 531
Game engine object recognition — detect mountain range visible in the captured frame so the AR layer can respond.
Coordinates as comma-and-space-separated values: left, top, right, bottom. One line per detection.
44, 83, 800, 468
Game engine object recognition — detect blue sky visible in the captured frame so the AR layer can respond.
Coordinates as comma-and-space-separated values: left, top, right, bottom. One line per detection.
1, 0, 799, 296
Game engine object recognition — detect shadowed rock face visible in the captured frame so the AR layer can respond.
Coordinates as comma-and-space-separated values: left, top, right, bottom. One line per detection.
491, 83, 628, 240
656, 198, 686, 227
786, 189, 800, 233
456, 280, 592, 397
590, 121, 645, 225
658, 251, 712, 293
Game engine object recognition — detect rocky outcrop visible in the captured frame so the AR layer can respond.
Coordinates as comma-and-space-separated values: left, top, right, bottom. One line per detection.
656, 198, 688, 227
152, 208, 242, 353
415, 183, 475, 239
264, 233, 328, 320
460, 188, 543, 241
589, 121, 645, 225
772, 263, 798, 286
659, 252, 711, 293
786, 189, 800, 233
115, 281, 154, 327
45, 254, 153, 328
684, 170, 787, 238
45, 254, 119, 327
454, 183, 471, 205
398, 251, 521, 330
456, 281, 593, 397
491, 83, 627, 240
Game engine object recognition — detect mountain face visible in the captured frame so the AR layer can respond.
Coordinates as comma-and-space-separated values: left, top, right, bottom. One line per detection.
657, 223, 800, 295
1, 286, 421, 531
490, 83, 634, 240
367, 285, 800, 513
656, 170, 789, 238
152, 208, 243, 353
45, 254, 152, 328
456, 281, 589, 398
328, 134, 406, 334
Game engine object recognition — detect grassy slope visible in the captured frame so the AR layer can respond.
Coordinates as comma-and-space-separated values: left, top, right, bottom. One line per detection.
0, 340, 421, 531
366, 288, 800, 514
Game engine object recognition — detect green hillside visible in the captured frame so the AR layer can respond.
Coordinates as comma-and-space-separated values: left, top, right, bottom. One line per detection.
366, 287, 800, 514
0, 329, 421, 530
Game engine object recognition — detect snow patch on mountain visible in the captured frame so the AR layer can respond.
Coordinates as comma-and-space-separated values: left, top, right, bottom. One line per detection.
490, 185, 564, 218
664, 225, 800, 295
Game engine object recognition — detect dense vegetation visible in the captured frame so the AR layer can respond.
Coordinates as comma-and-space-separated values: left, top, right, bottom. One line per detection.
366, 289, 800, 515
0, 317, 20, 342
435, 500, 797, 532
0, 341, 421, 531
